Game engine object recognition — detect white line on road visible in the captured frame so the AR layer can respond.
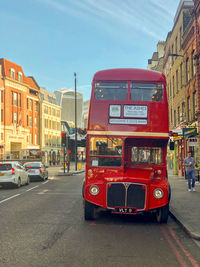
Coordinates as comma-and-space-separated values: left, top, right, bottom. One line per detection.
0, 194, 20, 204
26, 185, 39, 192
42, 180, 49, 185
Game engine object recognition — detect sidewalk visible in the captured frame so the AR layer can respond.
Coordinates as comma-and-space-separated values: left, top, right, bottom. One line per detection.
168, 169, 200, 240
48, 161, 85, 176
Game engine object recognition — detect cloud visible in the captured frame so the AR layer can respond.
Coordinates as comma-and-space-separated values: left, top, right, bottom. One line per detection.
35, 0, 177, 40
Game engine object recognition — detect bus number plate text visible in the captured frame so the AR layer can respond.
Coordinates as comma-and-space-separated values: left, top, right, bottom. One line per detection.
114, 207, 137, 214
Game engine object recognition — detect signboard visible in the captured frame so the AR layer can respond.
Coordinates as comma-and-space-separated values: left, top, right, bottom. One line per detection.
109, 118, 147, 125
124, 105, 148, 118
173, 136, 182, 141
189, 138, 198, 147
109, 105, 121, 117
182, 128, 197, 137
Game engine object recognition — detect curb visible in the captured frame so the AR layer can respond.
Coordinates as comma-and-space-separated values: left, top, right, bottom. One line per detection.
169, 207, 200, 241
58, 170, 85, 176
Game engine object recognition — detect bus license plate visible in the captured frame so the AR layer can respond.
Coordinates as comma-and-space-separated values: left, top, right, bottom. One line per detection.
114, 207, 137, 214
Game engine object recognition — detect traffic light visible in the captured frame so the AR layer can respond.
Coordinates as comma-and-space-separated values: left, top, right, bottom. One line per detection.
61, 133, 67, 147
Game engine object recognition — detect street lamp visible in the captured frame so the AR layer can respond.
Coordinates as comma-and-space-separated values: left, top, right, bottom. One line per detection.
74, 72, 77, 171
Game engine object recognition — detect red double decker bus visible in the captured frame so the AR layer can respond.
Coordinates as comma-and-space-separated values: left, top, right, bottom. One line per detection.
83, 68, 170, 223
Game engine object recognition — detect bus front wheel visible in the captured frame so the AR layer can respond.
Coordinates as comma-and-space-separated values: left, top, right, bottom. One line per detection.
84, 200, 96, 220
156, 204, 169, 224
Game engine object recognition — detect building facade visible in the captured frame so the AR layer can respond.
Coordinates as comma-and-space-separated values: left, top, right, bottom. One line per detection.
39, 87, 62, 165
54, 89, 83, 128
0, 58, 40, 160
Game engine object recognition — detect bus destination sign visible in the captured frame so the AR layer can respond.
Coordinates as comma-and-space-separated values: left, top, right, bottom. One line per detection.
124, 105, 148, 118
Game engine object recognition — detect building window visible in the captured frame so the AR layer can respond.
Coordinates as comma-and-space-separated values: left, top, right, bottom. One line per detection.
19, 93, 21, 107
29, 99, 33, 111
14, 112, 18, 124
1, 91, 3, 103
35, 102, 39, 112
14, 92, 18, 106
35, 134, 37, 145
187, 96, 191, 121
176, 70, 179, 93
191, 50, 195, 77
172, 76, 175, 97
10, 68, 15, 79
18, 72, 22, 82
27, 115, 29, 126
174, 110, 176, 127
178, 106, 180, 124
182, 102, 185, 121
27, 98, 29, 109
171, 107, 173, 125
172, 44, 174, 64
35, 117, 37, 128
30, 116, 32, 127
1, 109, 3, 122
179, 26, 182, 49
175, 36, 178, 55
180, 63, 183, 87
193, 91, 197, 118
170, 80, 172, 97
186, 57, 189, 83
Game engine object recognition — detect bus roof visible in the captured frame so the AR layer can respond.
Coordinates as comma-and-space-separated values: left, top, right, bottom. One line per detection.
93, 68, 165, 82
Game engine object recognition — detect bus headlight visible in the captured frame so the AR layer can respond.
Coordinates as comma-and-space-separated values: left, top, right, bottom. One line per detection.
153, 188, 164, 199
89, 185, 99, 195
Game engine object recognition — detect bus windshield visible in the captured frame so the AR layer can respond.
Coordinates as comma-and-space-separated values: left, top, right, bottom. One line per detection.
131, 83, 163, 102
95, 82, 127, 100
131, 146, 162, 165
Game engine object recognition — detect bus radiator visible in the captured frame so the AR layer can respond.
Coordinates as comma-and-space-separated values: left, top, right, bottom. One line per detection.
107, 183, 146, 210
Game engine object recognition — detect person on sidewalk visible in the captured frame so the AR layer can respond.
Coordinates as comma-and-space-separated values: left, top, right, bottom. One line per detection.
183, 152, 196, 192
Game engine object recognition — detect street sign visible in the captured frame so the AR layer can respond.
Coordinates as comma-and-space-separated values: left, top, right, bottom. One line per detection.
182, 128, 197, 137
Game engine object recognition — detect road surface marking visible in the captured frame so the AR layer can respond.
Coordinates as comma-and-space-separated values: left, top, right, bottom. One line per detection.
38, 189, 49, 195
167, 226, 199, 267
0, 194, 20, 204
26, 185, 39, 192
42, 180, 49, 185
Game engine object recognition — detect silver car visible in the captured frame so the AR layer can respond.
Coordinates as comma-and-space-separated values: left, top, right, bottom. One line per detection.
24, 162, 48, 181
0, 162, 30, 188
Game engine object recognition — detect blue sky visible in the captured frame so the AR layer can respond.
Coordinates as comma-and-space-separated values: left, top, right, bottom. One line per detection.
1, 0, 180, 101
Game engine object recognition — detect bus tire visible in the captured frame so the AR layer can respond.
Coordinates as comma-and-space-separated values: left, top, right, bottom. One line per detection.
156, 204, 169, 224
82, 182, 85, 198
168, 184, 171, 203
84, 200, 96, 220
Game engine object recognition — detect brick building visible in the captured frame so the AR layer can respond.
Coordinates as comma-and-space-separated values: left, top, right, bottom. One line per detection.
0, 58, 40, 159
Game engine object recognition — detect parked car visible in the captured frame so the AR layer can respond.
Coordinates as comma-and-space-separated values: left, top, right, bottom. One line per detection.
0, 161, 30, 188
24, 162, 48, 181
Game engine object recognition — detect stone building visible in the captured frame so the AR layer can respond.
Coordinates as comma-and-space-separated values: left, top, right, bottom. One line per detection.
39, 87, 62, 165
147, 41, 166, 72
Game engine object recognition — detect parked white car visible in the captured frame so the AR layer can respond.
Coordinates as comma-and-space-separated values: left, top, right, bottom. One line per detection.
0, 162, 30, 188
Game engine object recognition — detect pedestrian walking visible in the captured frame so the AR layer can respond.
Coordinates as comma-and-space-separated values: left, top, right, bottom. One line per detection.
183, 152, 196, 192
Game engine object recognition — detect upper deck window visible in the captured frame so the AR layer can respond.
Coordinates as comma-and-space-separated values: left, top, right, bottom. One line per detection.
131, 83, 163, 102
95, 82, 127, 100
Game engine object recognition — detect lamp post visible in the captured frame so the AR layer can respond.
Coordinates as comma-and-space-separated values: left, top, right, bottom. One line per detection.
74, 72, 77, 171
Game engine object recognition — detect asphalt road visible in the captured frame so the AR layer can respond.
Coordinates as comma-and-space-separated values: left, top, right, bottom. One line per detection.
0, 171, 200, 267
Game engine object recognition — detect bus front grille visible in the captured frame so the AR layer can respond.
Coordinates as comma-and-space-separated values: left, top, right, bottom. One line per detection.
107, 183, 146, 210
